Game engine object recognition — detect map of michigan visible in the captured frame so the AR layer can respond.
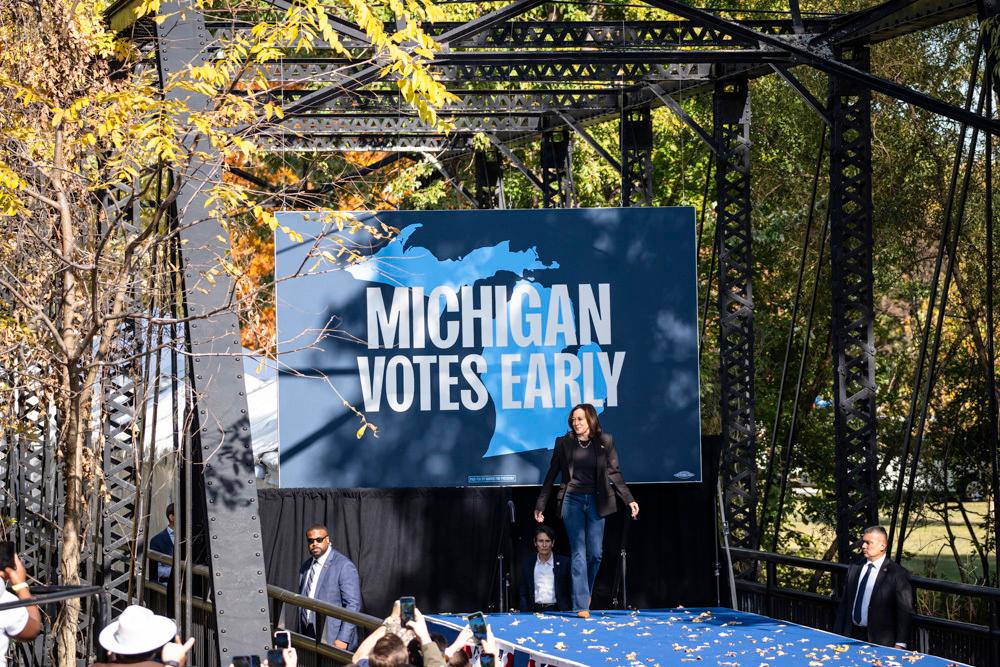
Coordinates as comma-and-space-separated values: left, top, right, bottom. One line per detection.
346, 223, 609, 457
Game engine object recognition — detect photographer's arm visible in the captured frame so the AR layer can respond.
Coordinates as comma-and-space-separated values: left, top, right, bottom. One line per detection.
351, 624, 386, 662
408, 609, 444, 667
5, 554, 41, 640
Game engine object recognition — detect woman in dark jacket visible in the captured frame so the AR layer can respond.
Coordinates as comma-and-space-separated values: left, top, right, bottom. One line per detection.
533, 403, 639, 617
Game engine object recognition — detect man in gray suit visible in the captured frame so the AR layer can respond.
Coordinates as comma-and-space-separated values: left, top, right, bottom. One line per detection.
298, 524, 362, 650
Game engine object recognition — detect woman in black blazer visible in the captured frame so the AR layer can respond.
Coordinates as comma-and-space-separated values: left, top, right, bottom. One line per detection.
533, 403, 639, 617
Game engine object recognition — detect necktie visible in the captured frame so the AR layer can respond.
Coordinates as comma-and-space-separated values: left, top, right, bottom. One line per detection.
303, 560, 318, 626
852, 563, 875, 625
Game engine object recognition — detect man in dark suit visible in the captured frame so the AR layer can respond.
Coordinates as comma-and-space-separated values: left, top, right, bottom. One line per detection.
518, 525, 572, 612
298, 524, 362, 650
149, 503, 175, 584
834, 526, 914, 648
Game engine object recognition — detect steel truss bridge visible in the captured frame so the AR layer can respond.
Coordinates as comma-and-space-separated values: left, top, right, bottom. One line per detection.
3, 0, 1000, 664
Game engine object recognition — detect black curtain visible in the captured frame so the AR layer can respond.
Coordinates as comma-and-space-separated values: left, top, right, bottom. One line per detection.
259, 436, 721, 618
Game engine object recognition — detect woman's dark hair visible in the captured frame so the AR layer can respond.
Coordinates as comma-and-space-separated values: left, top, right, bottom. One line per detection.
369, 634, 409, 667
567, 403, 602, 438
533, 525, 556, 543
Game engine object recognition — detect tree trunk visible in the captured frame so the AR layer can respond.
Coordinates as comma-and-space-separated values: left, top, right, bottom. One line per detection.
55, 378, 84, 667
52, 126, 83, 667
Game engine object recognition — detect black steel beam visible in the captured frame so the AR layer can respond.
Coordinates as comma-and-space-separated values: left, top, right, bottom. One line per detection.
621, 104, 654, 206
809, 0, 919, 46
311, 49, 794, 66
264, 0, 370, 43
770, 64, 833, 126
211, 18, 834, 50
272, 59, 713, 84
155, 3, 272, 661
474, 149, 503, 209
714, 77, 759, 560
540, 123, 573, 208
647, 85, 720, 156
834, 0, 975, 45
827, 47, 879, 563
555, 109, 621, 172
283, 0, 546, 116
642, 0, 1000, 135
435, 0, 547, 43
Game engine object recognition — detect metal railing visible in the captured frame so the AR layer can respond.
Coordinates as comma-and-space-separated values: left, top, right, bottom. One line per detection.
728, 547, 1000, 667
146, 551, 381, 667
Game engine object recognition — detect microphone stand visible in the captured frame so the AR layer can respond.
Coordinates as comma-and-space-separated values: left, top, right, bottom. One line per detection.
496, 497, 516, 611
611, 512, 633, 609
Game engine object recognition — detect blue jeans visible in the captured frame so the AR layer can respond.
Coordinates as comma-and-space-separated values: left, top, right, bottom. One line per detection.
561, 492, 604, 610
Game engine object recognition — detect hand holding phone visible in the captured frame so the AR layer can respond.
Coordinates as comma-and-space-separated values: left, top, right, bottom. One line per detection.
467, 612, 488, 645
0, 542, 14, 571
232, 656, 261, 667
273, 630, 291, 649
399, 596, 415, 626
467, 613, 496, 667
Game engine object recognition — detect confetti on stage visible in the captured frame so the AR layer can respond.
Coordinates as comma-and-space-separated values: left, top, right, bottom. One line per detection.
428, 608, 967, 667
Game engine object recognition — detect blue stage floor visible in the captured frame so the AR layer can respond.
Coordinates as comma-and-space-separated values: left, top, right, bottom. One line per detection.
429, 608, 966, 667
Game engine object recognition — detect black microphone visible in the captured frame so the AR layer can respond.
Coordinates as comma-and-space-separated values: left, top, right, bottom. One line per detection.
507, 500, 516, 524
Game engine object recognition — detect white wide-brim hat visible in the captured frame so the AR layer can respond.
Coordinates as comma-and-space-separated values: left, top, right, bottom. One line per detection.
99, 605, 177, 655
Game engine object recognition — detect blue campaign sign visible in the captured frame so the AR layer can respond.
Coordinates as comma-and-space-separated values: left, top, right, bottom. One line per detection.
275, 208, 701, 488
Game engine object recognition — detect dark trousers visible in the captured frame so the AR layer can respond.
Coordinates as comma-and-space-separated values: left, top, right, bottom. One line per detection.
532, 603, 558, 613
300, 616, 318, 640
850, 624, 867, 641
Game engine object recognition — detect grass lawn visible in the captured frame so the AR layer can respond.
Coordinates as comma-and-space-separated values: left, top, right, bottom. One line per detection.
783, 500, 993, 583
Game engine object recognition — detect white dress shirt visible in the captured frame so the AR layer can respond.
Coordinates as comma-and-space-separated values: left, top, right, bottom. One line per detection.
533, 555, 556, 604
0, 589, 29, 667
853, 554, 885, 628
307, 547, 331, 599
303, 547, 331, 625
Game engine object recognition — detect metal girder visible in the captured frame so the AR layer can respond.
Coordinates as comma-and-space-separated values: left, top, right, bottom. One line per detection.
488, 135, 544, 193
210, 18, 832, 51
263, 0, 369, 43
714, 78, 758, 559
98, 326, 142, 615
273, 114, 541, 134
809, 0, 920, 46
271, 60, 713, 84
647, 85, 720, 156
831, 0, 976, 46
474, 149, 504, 209
554, 110, 621, 172
828, 47, 879, 563
420, 151, 477, 207
428, 49, 791, 66
434, 0, 547, 44
283, 0, 546, 116
155, 2, 272, 661
6, 365, 60, 662
769, 64, 833, 126
261, 133, 455, 152
642, 0, 1000, 136
278, 88, 623, 113
424, 19, 831, 49
621, 105, 654, 206
540, 124, 574, 208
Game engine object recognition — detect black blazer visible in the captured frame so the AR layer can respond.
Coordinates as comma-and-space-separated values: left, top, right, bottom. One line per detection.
518, 554, 572, 611
535, 432, 635, 519
834, 558, 914, 647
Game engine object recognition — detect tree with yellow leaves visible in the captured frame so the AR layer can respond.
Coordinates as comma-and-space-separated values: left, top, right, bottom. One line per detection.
0, 0, 451, 663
